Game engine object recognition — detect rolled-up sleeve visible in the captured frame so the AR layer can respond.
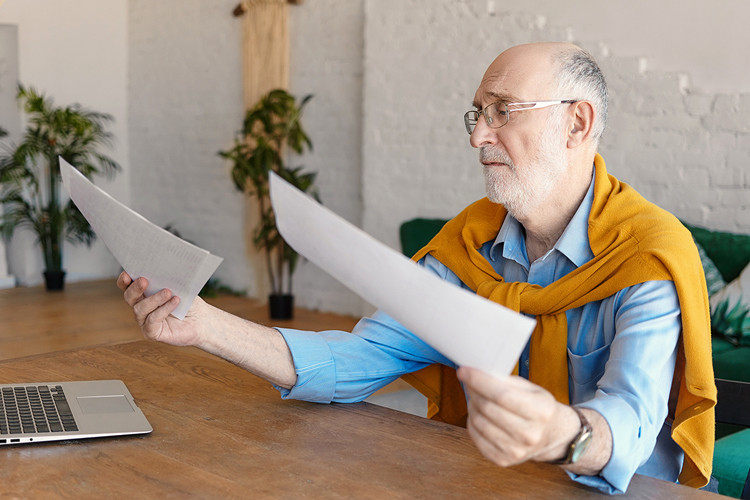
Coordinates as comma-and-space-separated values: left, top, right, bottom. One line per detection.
276, 310, 455, 404
274, 255, 459, 404
274, 328, 337, 403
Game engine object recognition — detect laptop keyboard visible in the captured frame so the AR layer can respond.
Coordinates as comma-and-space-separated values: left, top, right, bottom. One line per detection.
0, 385, 78, 435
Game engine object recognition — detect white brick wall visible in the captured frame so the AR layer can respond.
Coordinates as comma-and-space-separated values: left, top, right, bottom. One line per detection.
595, 52, 750, 234
4, 0, 749, 318
288, 0, 368, 315
128, 0, 251, 294
360, 2, 750, 279
361, 5, 582, 249
128, 0, 368, 314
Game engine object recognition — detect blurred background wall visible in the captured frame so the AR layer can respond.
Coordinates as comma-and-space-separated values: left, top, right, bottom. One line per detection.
0, 0, 128, 286
1, 0, 748, 316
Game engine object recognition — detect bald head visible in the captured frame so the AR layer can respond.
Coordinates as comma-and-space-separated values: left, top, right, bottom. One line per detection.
476, 42, 608, 144
475, 43, 563, 107
488, 42, 581, 81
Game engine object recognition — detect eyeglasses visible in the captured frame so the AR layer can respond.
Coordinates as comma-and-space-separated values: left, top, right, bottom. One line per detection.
463, 100, 577, 134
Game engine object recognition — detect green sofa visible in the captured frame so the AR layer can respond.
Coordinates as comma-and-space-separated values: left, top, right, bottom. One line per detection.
683, 222, 750, 498
400, 218, 750, 497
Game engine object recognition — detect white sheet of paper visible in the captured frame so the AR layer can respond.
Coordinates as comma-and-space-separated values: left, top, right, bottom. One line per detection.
270, 172, 536, 377
60, 158, 223, 320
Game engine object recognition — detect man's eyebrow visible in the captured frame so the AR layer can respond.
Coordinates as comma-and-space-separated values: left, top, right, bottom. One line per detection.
472, 91, 522, 109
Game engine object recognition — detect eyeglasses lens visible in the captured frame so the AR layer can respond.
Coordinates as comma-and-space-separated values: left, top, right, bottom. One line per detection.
488, 102, 509, 128
464, 102, 509, 134
464, 111, 478, 134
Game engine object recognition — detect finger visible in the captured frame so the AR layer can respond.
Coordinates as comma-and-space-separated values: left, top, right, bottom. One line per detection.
466, 386, 529, 436
123, 277, 149, 307
458, 366, 540, 391
467, 413, 525, 467
465, 380, 544, 450
117, 271, 132, 291
467, 398, 516, 446
142, 295, 181, 332
458, 368, 547, 418
467, 388, 549, 467
469, 428, 521, 467
457, 367, 514, 405
132, 288, 174, 327
473, 395, 549, 453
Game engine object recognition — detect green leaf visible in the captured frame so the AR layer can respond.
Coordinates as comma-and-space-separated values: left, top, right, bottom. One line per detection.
712, 295, 750, 346
217, 88, 318, 294
0, 83, 120, 266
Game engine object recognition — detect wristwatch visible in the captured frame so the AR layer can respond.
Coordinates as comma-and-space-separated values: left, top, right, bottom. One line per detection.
550, 406, 593, 465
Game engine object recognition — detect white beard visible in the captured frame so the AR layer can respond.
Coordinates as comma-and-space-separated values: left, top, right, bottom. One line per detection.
482, 116, 567, 219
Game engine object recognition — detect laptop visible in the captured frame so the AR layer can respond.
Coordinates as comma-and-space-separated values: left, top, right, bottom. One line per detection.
0, 380, 152, 445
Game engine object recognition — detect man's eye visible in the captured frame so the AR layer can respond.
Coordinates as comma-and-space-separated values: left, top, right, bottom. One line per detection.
490, 102, 507, 116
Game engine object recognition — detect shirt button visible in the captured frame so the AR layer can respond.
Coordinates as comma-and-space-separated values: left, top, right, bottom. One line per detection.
525, 359, 530, 367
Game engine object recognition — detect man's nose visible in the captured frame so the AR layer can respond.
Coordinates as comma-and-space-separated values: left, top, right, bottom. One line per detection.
469, 115, 497, 149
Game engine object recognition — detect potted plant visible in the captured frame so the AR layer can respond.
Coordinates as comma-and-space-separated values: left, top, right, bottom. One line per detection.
0, 85, 120, 290
219, 89, 317, 319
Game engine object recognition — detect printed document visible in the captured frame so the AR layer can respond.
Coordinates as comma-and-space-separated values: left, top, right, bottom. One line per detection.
269, 172, 535, 377
60, 158, 222, 320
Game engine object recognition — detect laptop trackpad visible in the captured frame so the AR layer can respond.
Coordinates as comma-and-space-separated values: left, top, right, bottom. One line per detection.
77, 395, 135, 414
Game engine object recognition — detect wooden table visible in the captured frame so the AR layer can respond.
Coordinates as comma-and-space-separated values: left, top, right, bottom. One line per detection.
0, 279, 360, 361
0, 341, 724, 499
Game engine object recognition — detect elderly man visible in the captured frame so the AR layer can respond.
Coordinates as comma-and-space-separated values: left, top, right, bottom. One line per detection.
119, 42, 715, 494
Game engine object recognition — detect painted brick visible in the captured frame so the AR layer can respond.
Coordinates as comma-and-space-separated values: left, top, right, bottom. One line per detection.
681, 166, 711, 188
129, 0, 252, 295
735, 207, 750, 228
704, 207, 743, 232
11, 1, 750, 315
720, 189, 750, 208
678, 206, 709, 226
710, 164, 743, 188
640, 112, 701, 133
356, 6, 750, 313
684, 92, 713, 118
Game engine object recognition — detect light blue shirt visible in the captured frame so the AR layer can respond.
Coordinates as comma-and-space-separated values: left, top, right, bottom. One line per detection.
276, 176, 682, 494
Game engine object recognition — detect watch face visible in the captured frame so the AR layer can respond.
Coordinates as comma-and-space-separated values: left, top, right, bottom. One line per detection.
571, 430, 593, 463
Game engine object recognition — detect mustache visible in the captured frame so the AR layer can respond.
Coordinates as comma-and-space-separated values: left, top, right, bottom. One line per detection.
479, 147, 513, 167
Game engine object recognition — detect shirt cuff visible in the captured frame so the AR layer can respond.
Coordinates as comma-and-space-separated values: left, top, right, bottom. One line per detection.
273, 328, 337, 404
570, 397, 643, 494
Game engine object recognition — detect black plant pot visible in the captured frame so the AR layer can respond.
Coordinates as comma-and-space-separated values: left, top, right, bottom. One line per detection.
44, 270, 66, 291
269, 294, 294, 320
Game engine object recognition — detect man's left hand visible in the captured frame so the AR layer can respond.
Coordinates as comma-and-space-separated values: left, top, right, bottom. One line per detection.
456, 367, 581, 467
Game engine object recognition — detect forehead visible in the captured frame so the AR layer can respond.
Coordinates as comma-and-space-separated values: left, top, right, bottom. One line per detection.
473, 49, 557, 107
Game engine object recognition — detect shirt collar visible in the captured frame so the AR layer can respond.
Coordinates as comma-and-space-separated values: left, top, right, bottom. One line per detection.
490, 169, 596, 269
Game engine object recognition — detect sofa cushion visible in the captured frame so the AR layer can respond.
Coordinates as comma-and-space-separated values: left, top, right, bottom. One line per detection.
399, 218, 448, 257
713, 428, 750, 498
682, 222, 750, 283
710, 261, 750, 345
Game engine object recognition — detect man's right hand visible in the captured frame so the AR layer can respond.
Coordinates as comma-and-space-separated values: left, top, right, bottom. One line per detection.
117, 271, 204, 347
117, 271, 298, 389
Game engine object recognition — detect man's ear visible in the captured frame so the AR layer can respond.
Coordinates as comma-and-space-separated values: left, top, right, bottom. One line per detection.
566, 101, 595, 149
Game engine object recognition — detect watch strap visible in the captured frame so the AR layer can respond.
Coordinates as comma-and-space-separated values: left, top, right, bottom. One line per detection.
549, 406, 593, 465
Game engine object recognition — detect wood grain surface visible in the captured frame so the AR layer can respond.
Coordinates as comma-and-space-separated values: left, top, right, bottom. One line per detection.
0, 341, 725, 499
0, 279, 359, 360
0, 279, 420, 396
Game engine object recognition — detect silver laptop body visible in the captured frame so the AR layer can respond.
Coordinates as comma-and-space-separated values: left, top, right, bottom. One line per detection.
0, 380, 152, 445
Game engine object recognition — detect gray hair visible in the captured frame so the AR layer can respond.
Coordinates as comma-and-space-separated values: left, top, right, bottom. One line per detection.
553, 47, 608, 145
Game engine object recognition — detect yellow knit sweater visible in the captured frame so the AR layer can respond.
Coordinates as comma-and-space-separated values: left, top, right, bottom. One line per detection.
403, 153, 715, 488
